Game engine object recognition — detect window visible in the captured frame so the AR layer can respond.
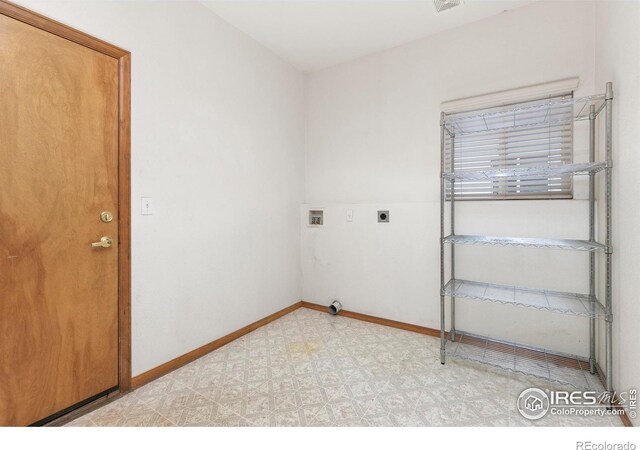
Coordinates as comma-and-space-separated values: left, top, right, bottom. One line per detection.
444, 93, 574, 200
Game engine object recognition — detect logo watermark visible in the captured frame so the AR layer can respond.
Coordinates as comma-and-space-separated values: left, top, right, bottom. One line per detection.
517, 387, 637, 420
576, 443, 636, 450
517, 388, 550, 420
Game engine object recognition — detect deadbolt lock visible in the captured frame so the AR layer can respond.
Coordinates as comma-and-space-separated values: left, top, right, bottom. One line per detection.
100, 211, 114, 223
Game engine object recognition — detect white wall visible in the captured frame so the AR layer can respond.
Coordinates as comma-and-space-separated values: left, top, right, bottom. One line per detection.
302, 1, 599, 356
16, 0, 305, 376
595, 0, 640, 425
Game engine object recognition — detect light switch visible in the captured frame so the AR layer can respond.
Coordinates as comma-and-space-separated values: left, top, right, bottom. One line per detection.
141, 197, 153, 215
346, 209, 353, 222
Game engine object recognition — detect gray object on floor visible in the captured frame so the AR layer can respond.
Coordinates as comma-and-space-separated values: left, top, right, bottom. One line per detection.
328, 300, 342, 315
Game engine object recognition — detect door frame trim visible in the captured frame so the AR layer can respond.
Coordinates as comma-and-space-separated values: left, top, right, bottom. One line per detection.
0, 1, 132, 394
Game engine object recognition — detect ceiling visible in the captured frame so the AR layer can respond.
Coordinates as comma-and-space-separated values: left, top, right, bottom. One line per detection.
199, 0, 534, 73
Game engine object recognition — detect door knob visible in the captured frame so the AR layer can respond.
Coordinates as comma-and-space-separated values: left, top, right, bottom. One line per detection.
91, 236, 113, 248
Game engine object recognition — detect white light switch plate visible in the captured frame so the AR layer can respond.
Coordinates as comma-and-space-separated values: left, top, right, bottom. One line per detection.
346, 209, 353, 222
141, 197, 153, 215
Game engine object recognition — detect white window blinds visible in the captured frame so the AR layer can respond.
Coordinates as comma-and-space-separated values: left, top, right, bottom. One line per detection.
444, 94, 574, 200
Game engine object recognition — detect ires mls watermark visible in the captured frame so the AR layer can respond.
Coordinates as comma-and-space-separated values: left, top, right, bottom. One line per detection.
517, 387, 637, 420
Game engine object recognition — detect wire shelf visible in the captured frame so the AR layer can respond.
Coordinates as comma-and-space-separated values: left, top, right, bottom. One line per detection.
443, 235, 606, 252
445, 333, 603, 390
443, 161, 606, 181
444, 279, 605, 318
444, 94, 606, 137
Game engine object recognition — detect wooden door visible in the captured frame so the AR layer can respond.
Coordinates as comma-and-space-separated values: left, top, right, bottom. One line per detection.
0, 12, 120, 426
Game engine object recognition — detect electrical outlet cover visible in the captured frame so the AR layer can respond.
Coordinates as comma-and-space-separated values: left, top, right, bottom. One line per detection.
346, 209, 353, 222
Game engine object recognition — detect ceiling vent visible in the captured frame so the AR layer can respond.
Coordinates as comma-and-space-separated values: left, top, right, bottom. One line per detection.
433, 0, 463, 13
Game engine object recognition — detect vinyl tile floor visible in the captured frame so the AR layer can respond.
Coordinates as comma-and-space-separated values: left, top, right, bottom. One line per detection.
67, 308, 621, 427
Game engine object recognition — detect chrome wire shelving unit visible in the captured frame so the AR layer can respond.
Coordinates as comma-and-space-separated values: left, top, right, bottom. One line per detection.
439, 83, 614, 392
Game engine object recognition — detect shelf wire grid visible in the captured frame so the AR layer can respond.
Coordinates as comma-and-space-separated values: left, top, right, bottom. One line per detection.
446, 333, 603, 390
442, 161, 606, 182
444, 279, 605, 318
443, 235, 606, 252
444, 94, 606, 137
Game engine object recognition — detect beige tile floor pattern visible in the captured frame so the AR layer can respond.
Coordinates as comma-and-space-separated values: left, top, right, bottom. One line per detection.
67, 308, 620, 427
